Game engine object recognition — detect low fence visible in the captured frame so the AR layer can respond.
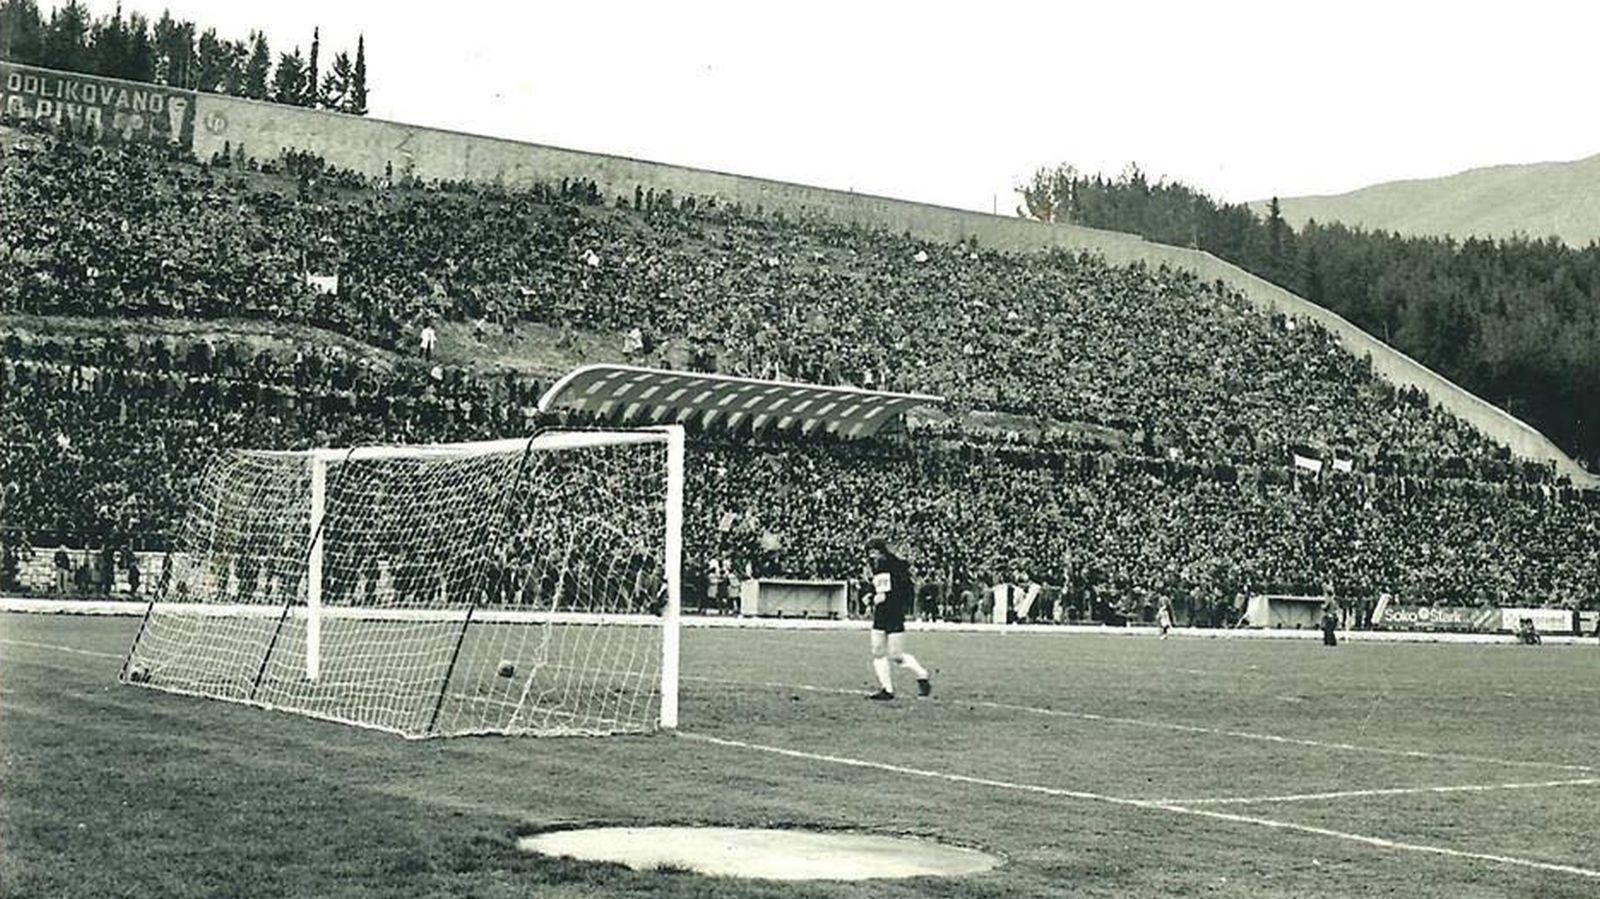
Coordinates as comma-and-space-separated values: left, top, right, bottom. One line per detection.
7, 546, 167, 597
4, 597, 1595, 646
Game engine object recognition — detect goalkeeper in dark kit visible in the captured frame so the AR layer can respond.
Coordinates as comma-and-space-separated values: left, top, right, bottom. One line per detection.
865, 537, 932, 701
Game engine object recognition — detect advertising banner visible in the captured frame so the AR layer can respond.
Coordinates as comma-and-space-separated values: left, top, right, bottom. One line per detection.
1499, 607, 1578, 635
1372, 604, 1500, 633
0, 62, 195, 150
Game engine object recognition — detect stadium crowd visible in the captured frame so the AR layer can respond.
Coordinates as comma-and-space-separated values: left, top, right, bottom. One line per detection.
3, 126, 1597, 617
1, 129, 1552, 478
4, 329, 1598, 615
695, 437, 1600, 620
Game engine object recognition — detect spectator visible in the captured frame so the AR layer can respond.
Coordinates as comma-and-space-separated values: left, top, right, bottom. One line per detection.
54, 546, 72, 594
1, 538, 19, 592
122, 546, 141, 598
97, 544, 115, 595
420, 322, 438, 360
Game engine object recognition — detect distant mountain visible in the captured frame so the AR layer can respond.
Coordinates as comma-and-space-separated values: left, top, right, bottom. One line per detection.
1249, 154, 1600, 247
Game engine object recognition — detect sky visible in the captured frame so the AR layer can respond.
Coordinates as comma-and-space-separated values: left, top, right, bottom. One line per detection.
46, 0, 1600, 213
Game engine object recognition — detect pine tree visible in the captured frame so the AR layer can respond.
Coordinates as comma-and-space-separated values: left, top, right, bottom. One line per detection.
348, 33, 368, 114
1300, 231, 1325, 303
321, 50, 352, 110
1267, 197, 1287, 256
242, 30, 270, 99
1017, 165, 1075, 224
151, 10, 195, 87
41, 0, 92, 72
221, 39, 247, 95
194, 27, 226, 93
0, 0, 47, 65
150, 10, 172, 80
122, 11, 153, 82
270, 48, 308, 106
87, 4, 127, 77
1262, 195, 1288, 282
306, 27, 320, 108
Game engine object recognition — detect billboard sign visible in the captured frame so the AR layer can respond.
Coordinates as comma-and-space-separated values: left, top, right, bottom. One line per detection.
1372, 604, 1500, 633
1, 63, 195, 150
1499, 607, 1578, 635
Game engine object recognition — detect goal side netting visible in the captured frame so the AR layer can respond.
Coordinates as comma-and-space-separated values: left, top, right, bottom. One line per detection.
119, 427, 683, 739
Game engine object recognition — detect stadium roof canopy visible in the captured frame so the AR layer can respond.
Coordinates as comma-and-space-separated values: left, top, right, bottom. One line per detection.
538, 364, 944, 439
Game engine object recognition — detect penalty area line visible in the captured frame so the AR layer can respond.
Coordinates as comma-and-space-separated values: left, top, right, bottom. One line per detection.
1163, 776, 1600, 806
0, 637, 123, 660
699, 675, 1596, 774
679, 731, 1600, 881
973, 697, 1599, 774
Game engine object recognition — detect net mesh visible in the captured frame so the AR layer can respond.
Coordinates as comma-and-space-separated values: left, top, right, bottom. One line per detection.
123, 432, 674, 738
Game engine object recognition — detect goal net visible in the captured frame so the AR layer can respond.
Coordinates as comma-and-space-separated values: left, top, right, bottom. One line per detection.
120, 427, 683, 739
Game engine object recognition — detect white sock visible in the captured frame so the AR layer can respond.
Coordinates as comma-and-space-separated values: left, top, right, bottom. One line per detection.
897, 654, 928, 679
873, 657, 894, 692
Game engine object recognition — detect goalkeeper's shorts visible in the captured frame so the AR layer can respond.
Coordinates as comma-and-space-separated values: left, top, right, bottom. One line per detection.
872, 604, 906, 634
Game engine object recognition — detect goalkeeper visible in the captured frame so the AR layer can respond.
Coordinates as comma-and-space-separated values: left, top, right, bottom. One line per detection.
865, 537, 932, 701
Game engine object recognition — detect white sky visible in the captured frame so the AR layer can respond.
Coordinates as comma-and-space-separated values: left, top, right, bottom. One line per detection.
51, 1, 1600, 212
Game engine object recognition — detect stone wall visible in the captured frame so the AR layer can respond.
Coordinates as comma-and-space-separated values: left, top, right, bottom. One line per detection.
11, 547, 166, 596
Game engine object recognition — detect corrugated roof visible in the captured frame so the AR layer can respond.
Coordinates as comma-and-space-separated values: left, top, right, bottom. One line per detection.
538, 365, 943, 439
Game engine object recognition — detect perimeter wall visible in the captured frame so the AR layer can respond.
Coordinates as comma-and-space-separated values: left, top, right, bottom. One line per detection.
4, 62, 1590, 484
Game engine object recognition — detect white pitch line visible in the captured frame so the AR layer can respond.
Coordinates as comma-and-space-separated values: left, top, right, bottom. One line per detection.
1164, 777, 1600, 806
972, 698, 1600, 774
681, 732, 1600, 881
8, 638, 1594, 777
0, 638, 122, 660
680, 731, 1154, 805
0, 638, 641, 731
1172, 803, 1600, 880
707, 675, 1597, 774
12, 634, 1600, 878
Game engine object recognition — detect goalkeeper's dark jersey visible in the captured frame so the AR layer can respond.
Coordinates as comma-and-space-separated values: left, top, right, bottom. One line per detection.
871, 554, 914, 632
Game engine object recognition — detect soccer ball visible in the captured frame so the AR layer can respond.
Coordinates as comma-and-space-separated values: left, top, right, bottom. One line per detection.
126, 664, 150, 683
496, 660, 516, 678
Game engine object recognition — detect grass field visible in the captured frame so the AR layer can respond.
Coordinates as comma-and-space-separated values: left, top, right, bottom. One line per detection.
3, 612, 1599, 898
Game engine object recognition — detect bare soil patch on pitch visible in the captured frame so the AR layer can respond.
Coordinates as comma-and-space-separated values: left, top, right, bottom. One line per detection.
516, 826, 1000, 880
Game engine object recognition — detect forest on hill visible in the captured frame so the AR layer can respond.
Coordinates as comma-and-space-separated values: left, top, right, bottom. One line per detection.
1019, 165, 1600, 472
1247, 154, 1600, 249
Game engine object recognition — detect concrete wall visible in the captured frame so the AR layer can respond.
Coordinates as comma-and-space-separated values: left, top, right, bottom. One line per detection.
12, 547, 164, 596
189, 91, 1147, 256
7, 64, 1589, 483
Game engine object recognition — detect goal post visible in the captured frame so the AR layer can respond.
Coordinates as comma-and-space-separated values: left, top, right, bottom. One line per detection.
121, 426, 685, 739
305, 453, 326, 683
660, 426, 683, 729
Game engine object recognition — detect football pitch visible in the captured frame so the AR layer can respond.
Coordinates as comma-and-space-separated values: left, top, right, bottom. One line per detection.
2, 612, 1598, 898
